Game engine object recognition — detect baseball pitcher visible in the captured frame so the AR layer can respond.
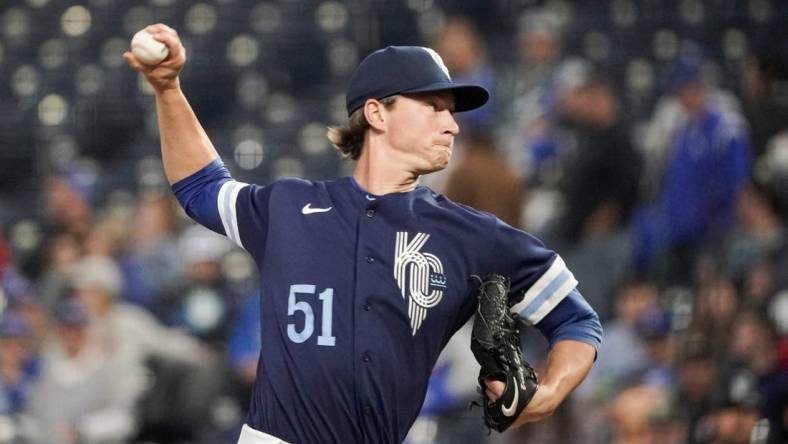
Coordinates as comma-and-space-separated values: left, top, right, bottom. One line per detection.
125, 24, 602, 444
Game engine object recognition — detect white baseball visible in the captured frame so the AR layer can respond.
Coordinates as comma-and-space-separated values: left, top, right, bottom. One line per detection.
130, 29, 169, 65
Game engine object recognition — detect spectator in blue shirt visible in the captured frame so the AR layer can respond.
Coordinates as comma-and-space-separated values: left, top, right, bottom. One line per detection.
634, 48, 752, 280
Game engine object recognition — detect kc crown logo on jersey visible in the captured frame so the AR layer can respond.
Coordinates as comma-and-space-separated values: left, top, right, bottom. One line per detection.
394, 232, 447, 335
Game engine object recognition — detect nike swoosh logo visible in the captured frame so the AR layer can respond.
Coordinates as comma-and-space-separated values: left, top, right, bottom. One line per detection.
302, 203, 332, 214
501, 381, 519, 417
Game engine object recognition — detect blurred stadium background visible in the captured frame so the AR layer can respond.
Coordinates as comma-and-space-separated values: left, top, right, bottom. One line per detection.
0, 0, 787, 443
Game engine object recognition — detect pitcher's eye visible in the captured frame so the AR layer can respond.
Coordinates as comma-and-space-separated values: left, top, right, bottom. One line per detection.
428, 101, 446, 112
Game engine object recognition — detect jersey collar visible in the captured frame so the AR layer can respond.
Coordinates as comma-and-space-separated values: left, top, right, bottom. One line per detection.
345, 176, 433, 204
349, 176, 380, 202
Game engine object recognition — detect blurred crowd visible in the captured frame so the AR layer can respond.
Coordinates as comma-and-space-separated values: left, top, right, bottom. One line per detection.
410, 9, 788, 444
1, 2, 788, 444
0, 182, 261, 443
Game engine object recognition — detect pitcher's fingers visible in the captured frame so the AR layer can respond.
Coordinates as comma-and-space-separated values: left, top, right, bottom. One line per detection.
148, 31, 183, 62
485, 378, 505, 399
123, 51, 147, 71
144, 24, 181, 59
145, 23, 177, 36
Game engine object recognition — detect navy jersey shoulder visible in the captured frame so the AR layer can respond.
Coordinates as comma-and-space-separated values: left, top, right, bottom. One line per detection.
419, 188, 577, 324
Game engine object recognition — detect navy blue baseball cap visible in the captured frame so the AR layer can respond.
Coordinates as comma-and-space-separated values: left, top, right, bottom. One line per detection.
667, 55, 703, 92
346, 46, 490, 116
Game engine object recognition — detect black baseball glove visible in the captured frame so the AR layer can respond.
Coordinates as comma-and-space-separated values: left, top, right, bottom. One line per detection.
470, 273, 538, 433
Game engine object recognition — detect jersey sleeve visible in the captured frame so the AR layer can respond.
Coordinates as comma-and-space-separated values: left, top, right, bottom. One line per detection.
171, 159, 272, 255
489, 219, 578, 325
533, 287, 602, 352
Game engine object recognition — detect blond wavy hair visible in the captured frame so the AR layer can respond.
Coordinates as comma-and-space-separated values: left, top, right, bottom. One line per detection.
326, 96, 397, 160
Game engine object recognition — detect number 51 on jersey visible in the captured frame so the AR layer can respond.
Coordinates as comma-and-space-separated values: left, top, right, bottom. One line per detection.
287, 284, 336, 346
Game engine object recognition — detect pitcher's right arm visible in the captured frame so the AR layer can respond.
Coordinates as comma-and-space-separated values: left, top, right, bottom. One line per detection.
123, 24, 219, 184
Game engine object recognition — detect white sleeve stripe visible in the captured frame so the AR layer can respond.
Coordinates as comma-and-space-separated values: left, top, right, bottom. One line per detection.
523, 277, 577, 325
217, 182, 233, 240
228, 182, 245, 248
510, 255, 569, 314
515, 268, 572, 318
217, 181, 248, 249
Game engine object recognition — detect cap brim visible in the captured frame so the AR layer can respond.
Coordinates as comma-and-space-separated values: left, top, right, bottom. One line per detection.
402, 82, 490, 113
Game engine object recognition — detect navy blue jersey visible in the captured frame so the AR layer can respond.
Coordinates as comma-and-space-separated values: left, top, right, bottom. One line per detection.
173, 160, 600, 444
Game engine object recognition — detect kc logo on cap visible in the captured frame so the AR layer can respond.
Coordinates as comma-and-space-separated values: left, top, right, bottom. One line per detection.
345, 46, 489, 116
422, 47, 451, 79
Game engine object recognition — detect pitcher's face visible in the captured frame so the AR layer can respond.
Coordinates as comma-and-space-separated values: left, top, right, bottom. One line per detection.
382, 91, 459, 174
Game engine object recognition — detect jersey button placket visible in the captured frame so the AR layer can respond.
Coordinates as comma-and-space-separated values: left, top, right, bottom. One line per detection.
356, 205, 378, 434
363, 208, 375, 263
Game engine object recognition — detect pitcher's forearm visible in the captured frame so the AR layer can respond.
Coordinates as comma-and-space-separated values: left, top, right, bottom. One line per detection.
539, 340, 595, 401
156, 86, 219, 184
513, 340, 596, 427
